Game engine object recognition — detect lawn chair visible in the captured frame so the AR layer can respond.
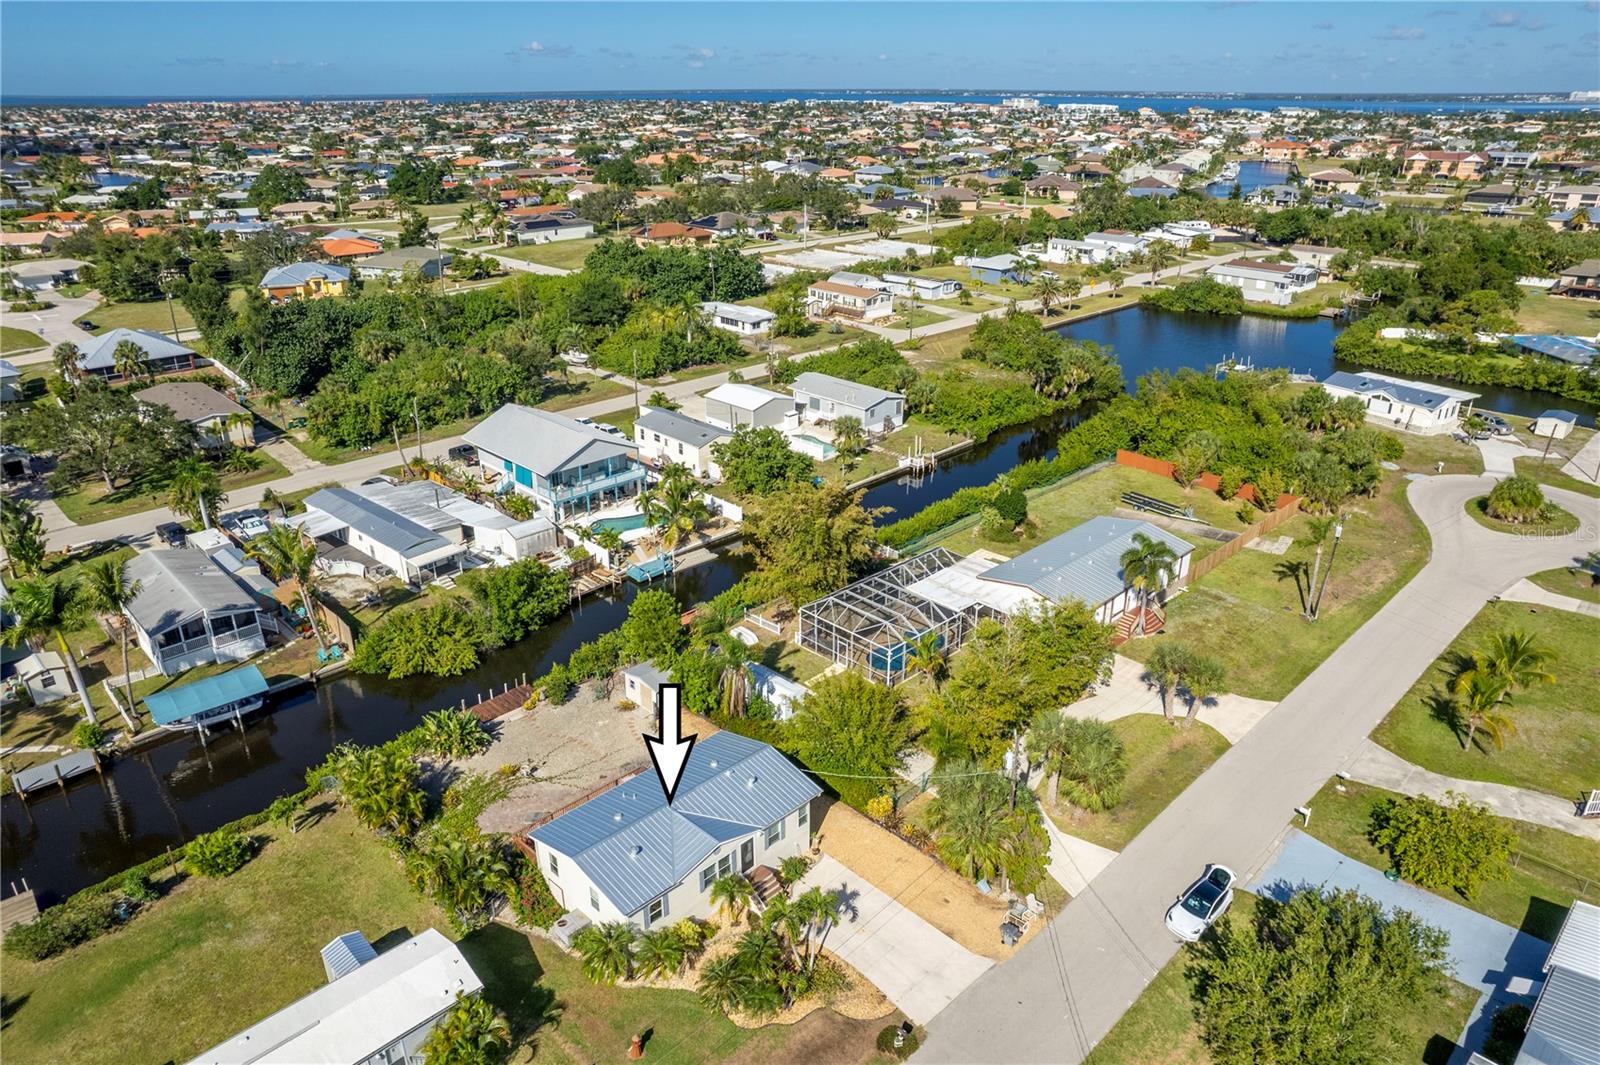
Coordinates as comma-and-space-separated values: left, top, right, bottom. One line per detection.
1580, 790, 1600, 819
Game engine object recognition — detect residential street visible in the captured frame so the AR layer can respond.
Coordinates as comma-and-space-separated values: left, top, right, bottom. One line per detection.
915, 475, 1600, 1064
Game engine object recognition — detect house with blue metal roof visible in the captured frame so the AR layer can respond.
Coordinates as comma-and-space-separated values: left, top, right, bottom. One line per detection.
1507, 334, 1597, 367
258, 261, 351, 302
1321, 371, 1480, 435
528, 731, 820, 929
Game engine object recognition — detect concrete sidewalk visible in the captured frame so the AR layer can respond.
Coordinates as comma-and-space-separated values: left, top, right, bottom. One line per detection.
1250, 829, 1552, 1065
1068, 653, 1277, 744
1560, 431, 1600, 487
1499, 576, 1600, 618
1041, 815, 1119, 896
796, 853, 993, 1025
1344, 739, 1600, 841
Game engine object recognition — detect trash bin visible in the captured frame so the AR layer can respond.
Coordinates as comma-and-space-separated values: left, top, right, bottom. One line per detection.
1000, 921, 1021, 947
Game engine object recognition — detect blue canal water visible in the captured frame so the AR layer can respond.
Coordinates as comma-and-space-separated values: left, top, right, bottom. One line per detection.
6, 306, 1592, 901
1205, 160, 1293, 198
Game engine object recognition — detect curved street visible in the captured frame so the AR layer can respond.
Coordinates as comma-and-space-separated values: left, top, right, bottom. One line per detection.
915, 475, 1600, 1063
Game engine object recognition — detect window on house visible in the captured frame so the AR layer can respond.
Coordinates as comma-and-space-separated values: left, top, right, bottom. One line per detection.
700, 863, 717, 891
590, 886, 600, 911
548, 852, 559, 876
797, 803, 808, 831
646, 895, 667, 926
765, 819, 784, 849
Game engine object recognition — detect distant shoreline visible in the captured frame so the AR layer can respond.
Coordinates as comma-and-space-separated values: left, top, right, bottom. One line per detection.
4, 89, 1594, 112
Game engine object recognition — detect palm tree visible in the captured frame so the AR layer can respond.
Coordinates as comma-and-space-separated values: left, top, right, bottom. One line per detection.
404, 832, 511, 924
336, 746, 425, 837
716, 641, 754, 717
259, 487, 285, 520
1145, 239, 1178, 283
1032, 272, 1063, 317
575, 922, 636, 985
1298, 516, 1337, 620
592, 525, 627, 566
226, 410, 255, 448
697, 952, 753, 1011
1118, 532, 1179, 636
1060, 276, 1084, 311
457, 201, 481, 241
831, 416, 867, 465
710, 873, 754, 926
1055, 717, 1127, 812
420, 993, 511, 1065
1026, 708, 1073, 806
0, 497, 47, 578
246, 525, 328, 651
1178, 653, 1226, 729
1448, 668, 1516, 752
791, 885, 841, 972
633, 927, 688, 979
1, 576, 95, 723
906, 629, 947, 690
1473, 630, 1556, 694
52, 341, 83, 384
642, 464, 710, 575
166, 456, 225, 528
111, 339, 150, 383
926, 765, 1012, 885
81, 556, 142, 729
1143, 642, 1190, 723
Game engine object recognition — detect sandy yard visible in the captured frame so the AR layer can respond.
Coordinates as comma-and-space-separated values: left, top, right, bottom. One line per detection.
460, 684, 655, 834
810, 797, 1043, 962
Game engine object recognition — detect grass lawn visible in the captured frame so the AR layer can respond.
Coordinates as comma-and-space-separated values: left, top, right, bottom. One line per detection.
1085, 892, 1479, 1065
1527, 564, 1600, 603
50, 449, 291, 525
0, 810, 444, 1065
1, 804, 884, 1065
1380, 426, 1484, 477
1463, 496, 1580, 537
497, 237, 606, 271
1514, 289, 1600, 335
896, 305, 948, 331
930, 463, 1250, 562
80, 297, 196, 335
1299, 779, 1600, 942
1122, 475, 1431, 701
1370, 601, 1600, 801
768, 326, 866, 355
817, 418, 967, 486
1513, 455, 1600, 498
1, 324, 46, 353
1046, 716, 1230, 851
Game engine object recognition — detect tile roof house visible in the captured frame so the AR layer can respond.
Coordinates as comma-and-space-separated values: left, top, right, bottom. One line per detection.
528, 731, 821, 929
465, 405, 644, 521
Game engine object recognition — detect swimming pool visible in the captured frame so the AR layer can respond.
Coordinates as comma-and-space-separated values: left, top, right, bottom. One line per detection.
590, 513, 650, 534
792, 434, 838, 459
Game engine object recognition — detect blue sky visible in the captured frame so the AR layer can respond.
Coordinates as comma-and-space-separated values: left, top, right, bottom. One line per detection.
3, 2, 1596, 98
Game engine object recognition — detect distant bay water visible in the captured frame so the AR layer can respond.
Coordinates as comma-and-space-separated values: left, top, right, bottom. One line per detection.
6, 90, 1593, 113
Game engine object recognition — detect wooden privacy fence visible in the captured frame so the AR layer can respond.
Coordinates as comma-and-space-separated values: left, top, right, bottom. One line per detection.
1115, 450, 1297, 510
1182, 497, 1302, 586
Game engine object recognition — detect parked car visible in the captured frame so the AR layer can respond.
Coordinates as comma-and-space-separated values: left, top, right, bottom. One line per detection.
448, 443, 478, 465
1481, 413, 1513, 436
1165, 864, 1235, 941
155, 521, 187, 548
76, 319, 97, 331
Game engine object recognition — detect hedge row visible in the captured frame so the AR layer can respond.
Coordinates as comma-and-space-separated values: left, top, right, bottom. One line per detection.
1334, 324, 1600, 406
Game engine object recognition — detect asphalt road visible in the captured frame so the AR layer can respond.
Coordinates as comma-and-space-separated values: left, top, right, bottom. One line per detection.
914, 475, 1600, 1064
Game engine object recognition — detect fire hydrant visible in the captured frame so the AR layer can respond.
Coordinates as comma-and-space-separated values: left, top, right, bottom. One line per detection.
628, 1033, 645, 1060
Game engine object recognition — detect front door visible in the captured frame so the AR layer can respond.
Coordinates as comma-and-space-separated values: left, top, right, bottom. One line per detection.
740, 839, 754, 873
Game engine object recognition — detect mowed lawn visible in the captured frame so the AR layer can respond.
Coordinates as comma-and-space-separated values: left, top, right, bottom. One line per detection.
1299, 780, 1600, 942
497, 237, 607, 271
1528, 565, 1600, 603
929, 463, 1251, 560
1370, 601, 1600, 801
50, 449, 291, 525
1123, 474, 1430, 700
1085, 892, 1480, 1065
2, 811, 442, 1065
1, 324, 46, 353
1514, 289, 1600, 335
1046, 716, 1230, 851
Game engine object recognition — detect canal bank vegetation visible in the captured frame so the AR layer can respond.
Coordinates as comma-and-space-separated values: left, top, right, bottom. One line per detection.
1138, 276, 1333, 320
1333, 320, 1600, 407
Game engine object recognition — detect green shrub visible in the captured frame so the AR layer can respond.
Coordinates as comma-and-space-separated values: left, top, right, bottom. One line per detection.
992, 483, 1028, 525
877, 1023, 920, 1060
120, 871, 159, 903
185, 828, 253, 878
350, 599, 493, 679
3, 894, 121, 961
1369, 792, 1516, 899
1485, 475, 1546, 524
1481, 1003, 1530, 1065
72, 720, 108, 749
542, 663, 575, 704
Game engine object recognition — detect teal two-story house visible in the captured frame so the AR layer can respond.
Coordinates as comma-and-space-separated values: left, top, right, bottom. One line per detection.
465, 404, 646, 521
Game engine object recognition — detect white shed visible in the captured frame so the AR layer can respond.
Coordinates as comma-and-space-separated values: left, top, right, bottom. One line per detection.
15, 650, 71, 705
1530, 410, 1578, 441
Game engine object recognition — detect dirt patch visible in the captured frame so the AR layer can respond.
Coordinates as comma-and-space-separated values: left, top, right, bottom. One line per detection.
722, 1007, 897, 1065
811, 797, 1037, 961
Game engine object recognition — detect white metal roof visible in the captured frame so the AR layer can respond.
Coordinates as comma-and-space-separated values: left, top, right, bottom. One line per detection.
703, 382, 790, 411
1547, 900, 1600, 979
904, 550, 1045, 617
187, 928, 482, 1065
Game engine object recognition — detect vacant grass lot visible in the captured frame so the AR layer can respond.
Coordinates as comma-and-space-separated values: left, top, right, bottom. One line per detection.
1, 324, 46, 353
1381, 427, 1485, 477
816, 418, 968, 486
50, 449, 291, 525
931, 463, 1252, 562
1122, 475, 1430, 701
1528, 565, 1600, 603
1515, 289, 1600, 335
2, 807, 886, 1065
498, 237, 606, 271
1085, 892, 1479, 1065
81, 297, 196, 335
1046, 716, 1230, 851
1371, 601, 1600, 801
1513, 455, 1600, 498
1300, 779, 1600, 942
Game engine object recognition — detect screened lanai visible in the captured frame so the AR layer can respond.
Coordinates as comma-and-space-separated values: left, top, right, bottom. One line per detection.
797, 548, 992, 685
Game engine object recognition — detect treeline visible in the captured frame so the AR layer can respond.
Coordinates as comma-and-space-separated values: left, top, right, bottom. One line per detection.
879, 369, 1406, 547
1334, 321, 1600, 406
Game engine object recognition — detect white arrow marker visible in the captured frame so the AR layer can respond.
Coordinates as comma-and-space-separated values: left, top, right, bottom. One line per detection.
645, 683, 697, 804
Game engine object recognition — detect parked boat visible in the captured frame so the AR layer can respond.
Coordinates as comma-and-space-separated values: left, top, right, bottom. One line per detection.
626, 555, 675, 583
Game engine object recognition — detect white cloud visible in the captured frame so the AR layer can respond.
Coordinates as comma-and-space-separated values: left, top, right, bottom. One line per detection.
509, 40, 575, 60
1375, 26, 1426, 40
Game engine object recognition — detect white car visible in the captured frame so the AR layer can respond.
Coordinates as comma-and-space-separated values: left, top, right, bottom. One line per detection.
1164, 864, 1236, 942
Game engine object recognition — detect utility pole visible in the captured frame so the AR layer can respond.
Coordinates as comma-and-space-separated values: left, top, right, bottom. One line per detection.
413, 396, 423, 464
1310, 519, 1343, 619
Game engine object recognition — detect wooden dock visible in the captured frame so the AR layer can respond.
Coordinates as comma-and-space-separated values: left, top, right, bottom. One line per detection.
1, 887, 39, 931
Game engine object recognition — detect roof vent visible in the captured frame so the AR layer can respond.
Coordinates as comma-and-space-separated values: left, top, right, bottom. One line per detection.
631, 845, 644, 859
746, 775, 758, 788
709, 759, 718, 768
613, 811, 623, 822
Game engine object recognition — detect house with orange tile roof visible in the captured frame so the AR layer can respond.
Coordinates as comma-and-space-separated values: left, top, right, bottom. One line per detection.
630, 221, 711, 247
318, 237, 384, 259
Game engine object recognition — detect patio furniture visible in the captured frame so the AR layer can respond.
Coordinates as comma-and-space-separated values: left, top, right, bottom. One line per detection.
1580, 790, 1600, 818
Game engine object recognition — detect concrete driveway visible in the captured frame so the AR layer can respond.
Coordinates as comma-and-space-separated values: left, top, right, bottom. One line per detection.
5, 292, 101, 359
797, 853, 992, 1024
1250, 830, 1552, 1064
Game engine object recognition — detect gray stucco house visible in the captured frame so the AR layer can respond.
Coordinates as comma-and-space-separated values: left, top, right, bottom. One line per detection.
124, 549, 268, 676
